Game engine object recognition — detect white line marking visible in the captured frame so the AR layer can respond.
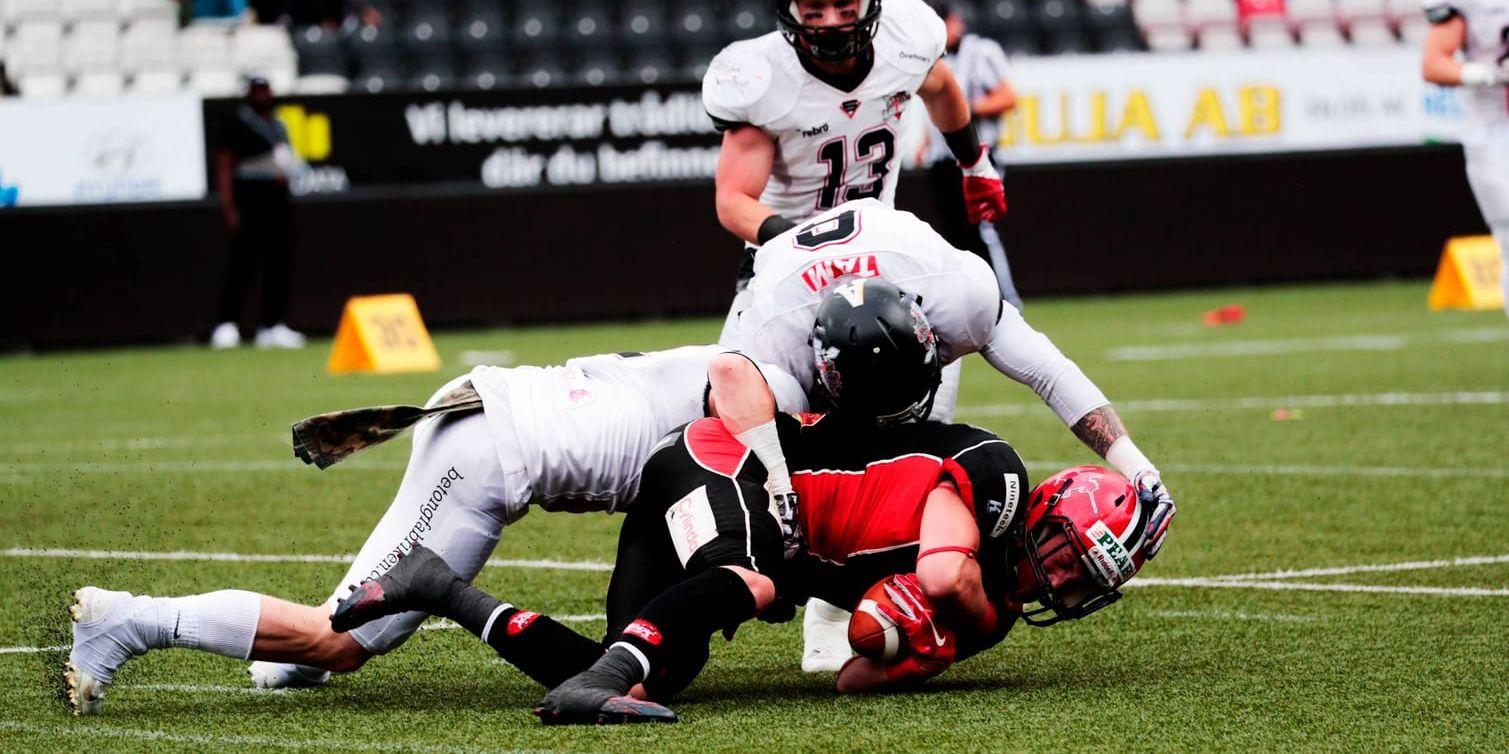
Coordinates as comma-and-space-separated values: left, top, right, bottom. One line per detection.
132, 683, 307, 695
1129, 578, 1509, 597
1147, 610, 1320, 623
0, 459, 408, 474
958, 390, 1509, 418
1106, 328, 1509, 361
0, 616, 610, 657
1205, 554, 1509, 582
1021, 459, 1509, 480
0, 720, 553, 753
0, 644, 66, 654
0, 548, 613, 572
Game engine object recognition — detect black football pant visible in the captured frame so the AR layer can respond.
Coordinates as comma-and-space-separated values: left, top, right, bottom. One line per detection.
599, 421, 785, 698
217, 182, 295, 328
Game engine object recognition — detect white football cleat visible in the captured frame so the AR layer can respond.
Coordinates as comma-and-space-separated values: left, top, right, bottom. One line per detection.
210, 321, 241, 349
248, 661, 331, 689
67, 587, 147, 715
801, 597, 855, 673
255, 323, 306, 349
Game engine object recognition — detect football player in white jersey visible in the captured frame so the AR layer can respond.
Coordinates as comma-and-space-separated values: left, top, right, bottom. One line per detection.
704, 0, 1007, 669
704, 0, 1006, 341
64, 346, 807, 714
1422, 0, 1509, 316
726, 198, 1177, 572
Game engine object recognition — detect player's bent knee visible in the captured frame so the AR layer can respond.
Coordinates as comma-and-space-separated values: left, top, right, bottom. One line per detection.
721, 565, 776, 612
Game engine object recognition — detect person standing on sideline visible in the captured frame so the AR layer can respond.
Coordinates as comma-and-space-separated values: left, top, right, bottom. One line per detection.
922, 2, 1022, 308
1420, 0, 1509, 318
210, 76, 306, 349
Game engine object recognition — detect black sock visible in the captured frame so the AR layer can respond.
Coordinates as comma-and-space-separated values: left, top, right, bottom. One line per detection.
613, 568, 758, 684
477, 607, 604, 689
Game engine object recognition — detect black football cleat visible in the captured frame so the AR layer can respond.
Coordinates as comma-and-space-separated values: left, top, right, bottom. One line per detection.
330, 544, 462, 633
534, 694, 677, 726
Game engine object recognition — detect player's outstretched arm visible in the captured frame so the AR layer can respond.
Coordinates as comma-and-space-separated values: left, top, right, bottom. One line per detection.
713, 126, 792, 245
980, 304, 1177, 557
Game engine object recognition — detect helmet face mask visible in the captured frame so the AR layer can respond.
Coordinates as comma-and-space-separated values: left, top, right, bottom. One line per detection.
776, 0, 883, 63
1014, 467, 1146, 627
810, 278, 942, 426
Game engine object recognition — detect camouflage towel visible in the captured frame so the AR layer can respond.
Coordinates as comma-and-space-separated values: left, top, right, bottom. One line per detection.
292, 380, 483, 470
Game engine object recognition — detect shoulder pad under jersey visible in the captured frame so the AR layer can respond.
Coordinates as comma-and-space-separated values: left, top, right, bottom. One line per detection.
876, 0, 948, 76
702, 35, 801, 127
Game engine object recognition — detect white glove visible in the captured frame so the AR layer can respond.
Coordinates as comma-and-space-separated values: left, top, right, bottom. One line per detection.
1132, 470, 1176, 559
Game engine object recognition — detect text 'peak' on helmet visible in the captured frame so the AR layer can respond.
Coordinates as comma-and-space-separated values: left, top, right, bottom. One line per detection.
1015, 465, 1148, 627
776, 0, 883, 63
810, 276, 942, 425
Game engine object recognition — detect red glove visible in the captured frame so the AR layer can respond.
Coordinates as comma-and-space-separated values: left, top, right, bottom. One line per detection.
876, 574, 957, 684
959, 144, 1006, 224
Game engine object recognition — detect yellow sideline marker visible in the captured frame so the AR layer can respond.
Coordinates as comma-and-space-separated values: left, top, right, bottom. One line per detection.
1427, 235, 1503, 311
327, 293, 441, 375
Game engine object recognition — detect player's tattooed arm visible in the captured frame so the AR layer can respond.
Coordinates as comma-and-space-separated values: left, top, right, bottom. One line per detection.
1070, 405, 1128, 458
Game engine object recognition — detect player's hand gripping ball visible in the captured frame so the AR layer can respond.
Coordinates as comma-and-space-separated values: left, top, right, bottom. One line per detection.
848, 574, 953, 662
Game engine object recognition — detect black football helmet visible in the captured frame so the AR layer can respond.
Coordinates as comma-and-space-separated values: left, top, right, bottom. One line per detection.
775, 0, 883, 63
810, 277, 942, 425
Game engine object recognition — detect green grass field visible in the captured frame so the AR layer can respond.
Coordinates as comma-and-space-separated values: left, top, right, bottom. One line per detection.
2, 280, 1506, 752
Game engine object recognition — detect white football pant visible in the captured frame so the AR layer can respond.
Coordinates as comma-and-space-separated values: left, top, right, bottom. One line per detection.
327, 376, 532, 654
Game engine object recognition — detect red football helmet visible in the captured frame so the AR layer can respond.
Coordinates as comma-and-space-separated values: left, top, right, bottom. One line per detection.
1014, 465, 1148, 626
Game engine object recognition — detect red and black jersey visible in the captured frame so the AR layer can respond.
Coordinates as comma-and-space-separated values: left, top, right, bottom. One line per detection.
776, 414, 1030, 612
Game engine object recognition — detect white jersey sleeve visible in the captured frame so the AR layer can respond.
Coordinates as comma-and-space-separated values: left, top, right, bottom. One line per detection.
980, 303, 1110, 427
876, 0, 948, 72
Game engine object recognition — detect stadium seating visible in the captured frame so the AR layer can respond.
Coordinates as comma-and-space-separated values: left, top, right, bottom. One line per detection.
0, 0, 1436, 98
0, 0, 297, 98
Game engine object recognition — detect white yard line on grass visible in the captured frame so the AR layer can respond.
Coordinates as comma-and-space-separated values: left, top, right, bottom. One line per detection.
1020, 460, 1509, 480
958, 390, 1509, 418
1147, 610, 1320, 623
1203, 553, 1509, 582
0, 721, 557, 754
0, 459, 408, 474
1128, 578, 1509, 597
0, 547, 614, 572
1106, 328, 1509, 361
0, 644, 66, 654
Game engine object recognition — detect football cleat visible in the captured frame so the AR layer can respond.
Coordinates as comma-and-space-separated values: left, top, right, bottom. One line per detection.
330, 544, 460, 633
801, 598, 854, 673
248, 661, 331, 689
534, 683, 677, 726
67, 587, 147, 715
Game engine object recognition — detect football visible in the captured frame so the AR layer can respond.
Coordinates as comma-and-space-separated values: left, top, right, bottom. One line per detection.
848, 578, 907, 662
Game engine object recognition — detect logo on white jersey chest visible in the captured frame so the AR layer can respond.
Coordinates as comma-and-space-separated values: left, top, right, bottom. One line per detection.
833, 91, 913, 122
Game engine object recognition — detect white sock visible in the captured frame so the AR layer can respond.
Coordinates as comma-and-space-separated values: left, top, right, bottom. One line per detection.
140, 590, 263, 660
736, 419, 793, 495
806, 597, 850, 624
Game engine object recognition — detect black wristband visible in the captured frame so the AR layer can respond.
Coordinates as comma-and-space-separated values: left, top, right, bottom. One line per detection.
943, 120, 983, 165
756, 214, 797, 245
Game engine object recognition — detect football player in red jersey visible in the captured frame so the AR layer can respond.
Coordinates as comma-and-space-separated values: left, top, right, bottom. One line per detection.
330, 412, 1156, 722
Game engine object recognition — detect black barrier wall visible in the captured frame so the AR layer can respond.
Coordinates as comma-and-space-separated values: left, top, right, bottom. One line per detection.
0, 145, 1489, 350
